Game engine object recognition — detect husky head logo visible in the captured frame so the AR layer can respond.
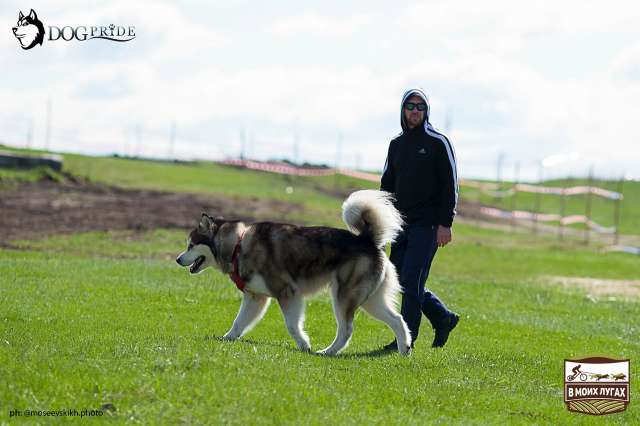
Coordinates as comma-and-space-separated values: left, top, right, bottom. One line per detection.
12, 9, 45, 50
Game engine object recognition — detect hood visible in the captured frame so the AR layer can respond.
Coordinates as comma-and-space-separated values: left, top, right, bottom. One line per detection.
400, 88, 430, 131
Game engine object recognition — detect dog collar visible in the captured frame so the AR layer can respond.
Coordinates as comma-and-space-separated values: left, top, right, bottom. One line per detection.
229, 231, 246, 292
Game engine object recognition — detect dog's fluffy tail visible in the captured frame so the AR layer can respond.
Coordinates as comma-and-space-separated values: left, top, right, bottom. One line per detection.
342, 190, 403, 249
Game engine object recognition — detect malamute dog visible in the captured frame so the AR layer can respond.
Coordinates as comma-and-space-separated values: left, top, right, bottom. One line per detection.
176, 190, 411, 355
12, 9, 45, 50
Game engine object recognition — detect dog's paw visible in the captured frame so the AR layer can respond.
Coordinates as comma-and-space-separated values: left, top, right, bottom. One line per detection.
296, 340, 311, 352
315, 348, 337, 356
221, 332, 240, 341
399, 345, 412, 356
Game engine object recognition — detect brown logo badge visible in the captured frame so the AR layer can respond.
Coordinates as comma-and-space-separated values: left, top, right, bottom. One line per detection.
564, 357, 630, 415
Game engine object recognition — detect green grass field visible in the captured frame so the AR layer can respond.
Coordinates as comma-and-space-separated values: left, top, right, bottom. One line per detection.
1, 149, 639, 424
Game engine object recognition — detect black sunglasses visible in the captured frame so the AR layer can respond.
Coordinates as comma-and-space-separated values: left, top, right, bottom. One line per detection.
404, 102, 427, 111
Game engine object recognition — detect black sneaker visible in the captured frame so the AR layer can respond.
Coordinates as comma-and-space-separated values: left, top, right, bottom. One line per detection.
383, 340, 415, 351
432, 313, 460, 348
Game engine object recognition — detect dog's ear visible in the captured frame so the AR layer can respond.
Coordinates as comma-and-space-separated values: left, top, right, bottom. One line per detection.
19, 11, 24, 20
198, 213, 218, 236
28, 9, 37, 21
198, 214, 211, 234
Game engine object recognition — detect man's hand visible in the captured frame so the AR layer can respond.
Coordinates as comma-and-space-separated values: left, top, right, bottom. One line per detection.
437, 225, 452, 247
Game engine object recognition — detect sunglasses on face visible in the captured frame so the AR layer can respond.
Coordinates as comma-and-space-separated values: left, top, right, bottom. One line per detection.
404, 102, 427, 111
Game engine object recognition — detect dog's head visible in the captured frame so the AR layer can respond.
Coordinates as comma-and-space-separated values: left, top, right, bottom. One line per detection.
12, 9, 45, 50
176, 214, 221, 274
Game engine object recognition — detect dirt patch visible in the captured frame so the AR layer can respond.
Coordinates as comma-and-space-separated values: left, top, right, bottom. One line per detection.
544, 276, 640, 299
0, 179, 305, 242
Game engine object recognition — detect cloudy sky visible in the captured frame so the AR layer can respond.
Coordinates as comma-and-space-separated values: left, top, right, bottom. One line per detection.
2, 0, 639, 180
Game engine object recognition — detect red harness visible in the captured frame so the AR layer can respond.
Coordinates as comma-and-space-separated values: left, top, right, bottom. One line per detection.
228, 232, 246, 292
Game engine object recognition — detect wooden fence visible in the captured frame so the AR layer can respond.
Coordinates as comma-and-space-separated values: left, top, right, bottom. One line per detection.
462, 179, 624, 244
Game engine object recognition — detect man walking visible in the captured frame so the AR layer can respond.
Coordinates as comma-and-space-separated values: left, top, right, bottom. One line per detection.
381, 88, 459, 349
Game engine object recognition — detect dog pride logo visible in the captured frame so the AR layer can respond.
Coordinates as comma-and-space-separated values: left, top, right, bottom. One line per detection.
564, 357, 630, 415
11, 9, 135, 50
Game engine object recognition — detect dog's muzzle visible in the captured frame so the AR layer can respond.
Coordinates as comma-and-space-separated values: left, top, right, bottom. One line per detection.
189, 256, 205, 273
176, 254, 206, 274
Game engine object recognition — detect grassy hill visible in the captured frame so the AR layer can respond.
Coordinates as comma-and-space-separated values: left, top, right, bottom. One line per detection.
2, 145, 638, 234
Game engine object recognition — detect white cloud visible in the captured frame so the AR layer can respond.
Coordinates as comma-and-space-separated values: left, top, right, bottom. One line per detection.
2, 0, 640, 178
608, 42, 640, 84
268, 11, 372, 37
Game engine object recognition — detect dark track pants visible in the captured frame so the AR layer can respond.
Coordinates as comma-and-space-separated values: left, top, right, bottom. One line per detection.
390, 224, 452, 344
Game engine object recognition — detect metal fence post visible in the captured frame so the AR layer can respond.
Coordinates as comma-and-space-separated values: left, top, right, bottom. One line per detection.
613, 177, 624, 245
511, 162, 519, 232
559, 187, 566, 241
584, 167, 594, 245
533, 162, 543, 234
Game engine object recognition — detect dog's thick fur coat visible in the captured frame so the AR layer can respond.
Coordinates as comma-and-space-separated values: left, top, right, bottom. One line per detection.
176, 190, 411, 355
